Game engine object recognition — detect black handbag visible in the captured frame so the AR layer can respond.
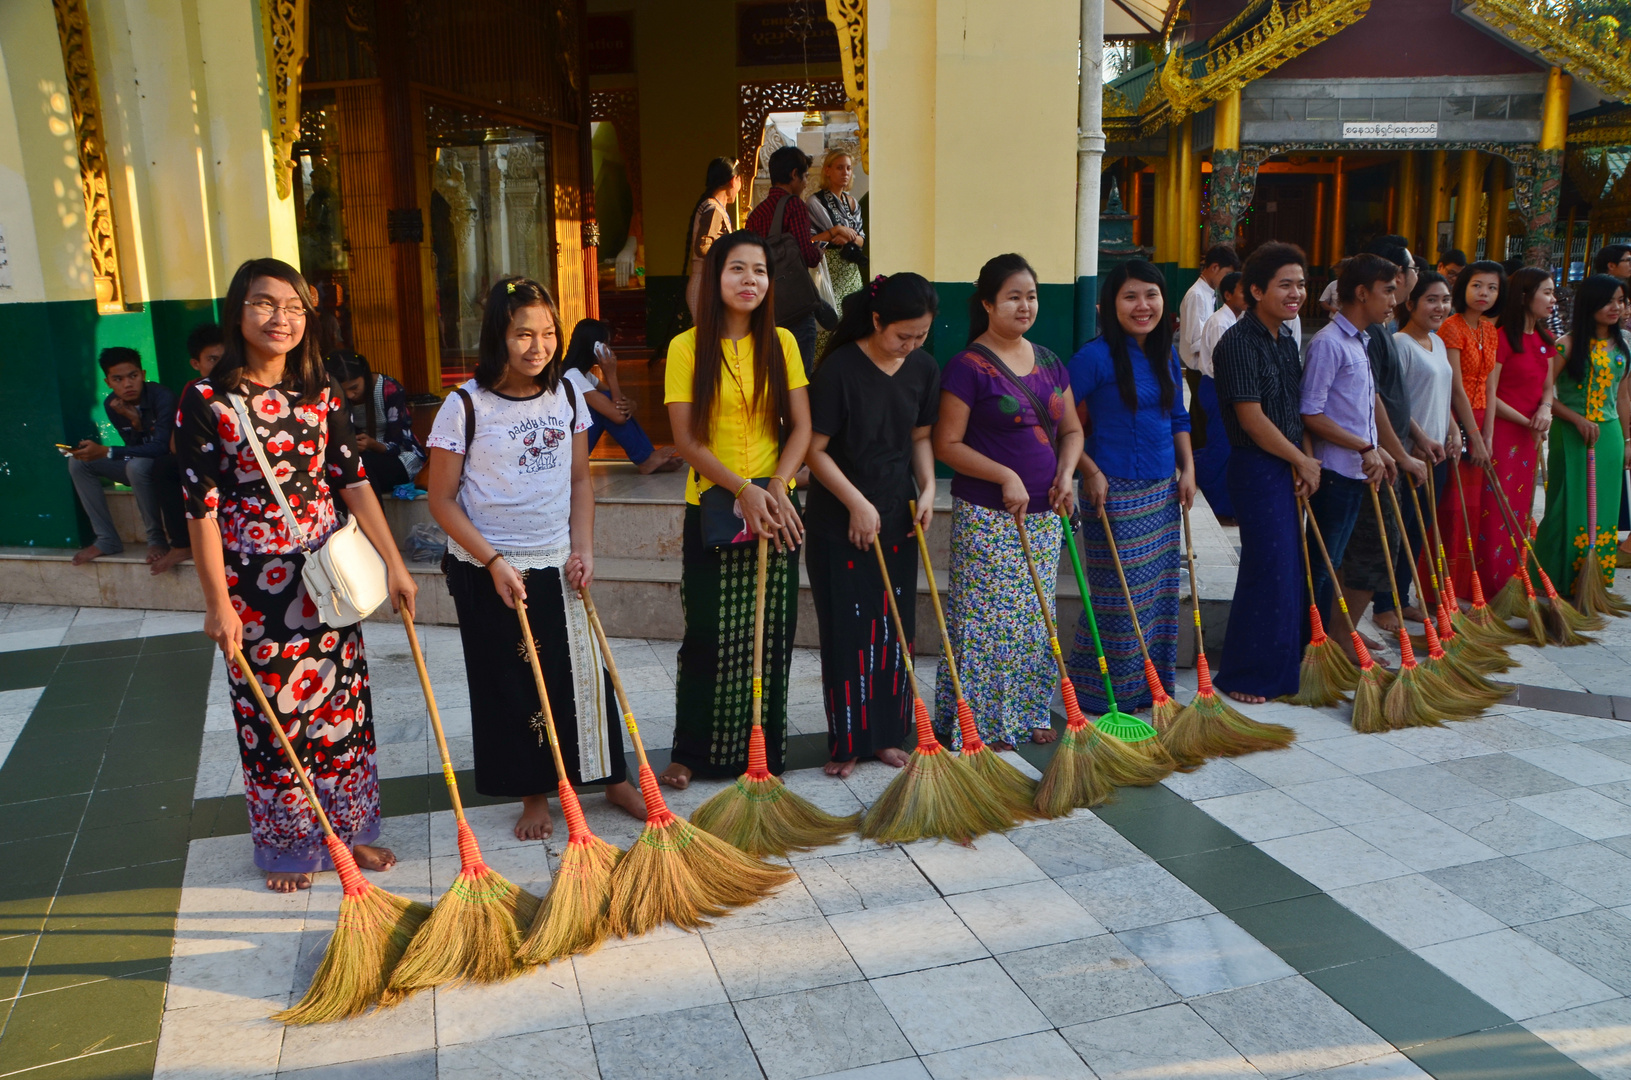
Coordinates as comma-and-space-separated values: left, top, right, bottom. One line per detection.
767, 193, 821, 325
698, 476, 804, 548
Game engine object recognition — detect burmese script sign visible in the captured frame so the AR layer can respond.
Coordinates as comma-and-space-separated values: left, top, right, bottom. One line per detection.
737, 1, 840, 67
1342, 122, 1438, 140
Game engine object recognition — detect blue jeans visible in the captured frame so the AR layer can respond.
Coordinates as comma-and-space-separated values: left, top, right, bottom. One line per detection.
1374, 459, 1449, 615
1307, 470, 1366, 623
585, 411, 656, 464
785, 312, 819, 377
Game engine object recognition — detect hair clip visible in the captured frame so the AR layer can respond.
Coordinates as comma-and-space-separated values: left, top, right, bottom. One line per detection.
506, 281, 517, 294
870, 275, 886, 296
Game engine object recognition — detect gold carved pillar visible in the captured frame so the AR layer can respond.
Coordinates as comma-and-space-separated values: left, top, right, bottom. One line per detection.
826, 0, 867, 170
51, 0, 124, 312
261, 0, 309, 201
1453, 150, 1485, 259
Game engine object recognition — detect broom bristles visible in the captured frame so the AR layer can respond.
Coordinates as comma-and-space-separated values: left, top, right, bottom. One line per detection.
1282, 638, 1354, 707
1382, 664, 1446, 729
1538, 597, 1594, 646
1168, 650, 1296, 766
1142, 659, 1181, 730
276, 836, 433, 1024
691, 725, 860, 856
861, 699, 1016, 843
951, 698, 1044, 818
514, 781, 621, 966
1575, 551, 1631, 617
1488, 574, 1528, 621
1034, 720, 1117, 818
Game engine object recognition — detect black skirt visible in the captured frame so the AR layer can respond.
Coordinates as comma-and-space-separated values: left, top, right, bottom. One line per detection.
444, 556, 627, 797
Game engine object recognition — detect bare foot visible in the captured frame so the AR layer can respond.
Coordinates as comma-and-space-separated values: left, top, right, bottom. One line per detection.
150, 546, 190, 575
824, 757, 858, 778
636, 447, 684, 475
990, 740, 1016, 752
1372, 612, 1401, 633
605, 780, 646, 820
145, 544, 167, 565
71, 544, 109, 566
266, 871, 313, 893
514, 794, 555, 840
657, 762, 692, 790
352, 844, 396, 872
1401, 606, 1427, 623
877, 748, 910, 768
1030, 727, 1058, 745
1226, 691, 1267, 704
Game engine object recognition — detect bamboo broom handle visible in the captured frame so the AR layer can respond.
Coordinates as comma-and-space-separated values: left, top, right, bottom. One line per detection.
400, 610, 465, 822
514, 600, 574, 783
1480, 459, 1546, 570
750, 536, 769, 731
1015, 514, 1069, 683
871, 537, 919, 688
1301, 495, 1366, 641
1406, 478, 1446, 606
1452, 456, 1480, 568
1425, 463, 1452, 596
1375, 483, 1409, 615
1179, 503, 1208, 653
910, 501, 963, 701
231, 645, 338, 841
1297, 492, 1321, 608
579, 590, 653, 771
1095, 503, 1158, 669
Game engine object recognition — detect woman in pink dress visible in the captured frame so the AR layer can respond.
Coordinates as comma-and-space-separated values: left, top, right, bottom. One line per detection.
1480, 267, 1558, 592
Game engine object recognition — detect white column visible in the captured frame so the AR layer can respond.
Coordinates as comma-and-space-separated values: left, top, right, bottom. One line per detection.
1075, 0, 1105, 342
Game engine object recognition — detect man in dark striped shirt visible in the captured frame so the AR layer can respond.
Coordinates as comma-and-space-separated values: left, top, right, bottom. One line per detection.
1211, 242, 1322, 705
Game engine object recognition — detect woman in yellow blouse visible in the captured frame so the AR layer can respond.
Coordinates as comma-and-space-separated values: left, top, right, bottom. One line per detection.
662, 229, 812, 788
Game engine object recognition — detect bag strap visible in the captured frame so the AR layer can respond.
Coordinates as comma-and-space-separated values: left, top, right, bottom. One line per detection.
769, 189, 792, 238
229, 392, 312, 551
453, 386, 475, 451
969, 342, 1058, 453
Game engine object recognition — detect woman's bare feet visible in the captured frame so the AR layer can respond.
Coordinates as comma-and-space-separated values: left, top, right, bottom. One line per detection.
1372, 611, 1401, 633
145, 543, 167, 565
352, 844, 396, 872
637, 447, 685, 474
658, 762, 692, 790
150, 546, 191, 574
1226, 691, 1266, 704
991, 740, 1016, 752
266, 871, 313, 893
605, 780, 647, 819
824, 757, 858, 778
514, 794, 555, 840
1030, 727, 1058, 745
1401, 605, 1427, 623
877, 747, 910, 768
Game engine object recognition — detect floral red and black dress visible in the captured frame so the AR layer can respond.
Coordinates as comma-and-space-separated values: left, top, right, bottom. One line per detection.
177, 376, 381, 872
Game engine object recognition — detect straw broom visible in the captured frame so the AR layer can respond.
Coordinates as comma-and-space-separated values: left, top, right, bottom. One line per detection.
910, 504, 1042, 817
1482, 458, 1602, 644
1027, 514, 1169, 814
387, 612, 539, 989
1489, 457, 1548, 620
1303, 497, 1395, 733
581, 591, 793, 937
1093, 504, 1181, 730
508, 599, 624, 965
1369, 484, 1450, 729
692, 538, 859, 855
1448, 461, 1526, 646
860, 537, 1018, 844
1574, 446, 1631, 618
229, 647, 432, 1025
1163, 503, 1296, 768
1423, 465, 1515, 673
1283, 495, 1359, 706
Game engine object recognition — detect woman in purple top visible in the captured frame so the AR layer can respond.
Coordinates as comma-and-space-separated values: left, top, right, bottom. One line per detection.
932, 254, 1083, 749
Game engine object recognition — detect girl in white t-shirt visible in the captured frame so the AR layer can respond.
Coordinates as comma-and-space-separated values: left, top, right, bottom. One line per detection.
560, 318, 683, 473
426, 276, 643, 839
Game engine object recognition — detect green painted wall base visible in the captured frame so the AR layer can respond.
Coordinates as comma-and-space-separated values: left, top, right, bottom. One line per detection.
928, 281, 1076, 366
1075, 275, 1098, 348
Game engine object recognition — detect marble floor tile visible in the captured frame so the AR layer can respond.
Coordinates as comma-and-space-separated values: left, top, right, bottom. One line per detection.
1303, 735, 1429, 775
1584, 734, 1631, 765
432, 962, 585, 1045
1513, 743, 1631, 787
153, 997, 285, 1080
1282, 776, 1417, 827
1516, 842, 1631, 906
1418, 928, 1618, 1020
276, 991, 437, 1071
903, 833, 1047, 895
1363, 763, 1504, 811
571, 935, 727, 1025
166, 929, 304, 1011
588, 1003, 763, 1080
706, 876, 823, 930
1430, 800, 1590, 855
702, 915, 862, 1000
1231, 745, 1350, 787
1516, 787, 1631, 840
1055, 861, 1217, 932
1523, 996, 1631, 1080
280, 1048, 437, 1079
1004, 816, 1147, 878
1159, 759, 1270, 801
945, 879, 1106, 955
871, 958, 1050, 1055
1060, 1002, 1259, 1080
1427, 857, 1597, 926
808, 1063, 930, 1080
1511, 709, 1629, 743
1328, 872, 1505, 948
1291, 1052, 1432, 1078
438, 1025, 600, 1080
1274, 706, 1363, 743
735, 982, 915, 1080
813, 848, 937, 912
996, 934, 1178, 1026
1256, 829, 1413, 891
827, 898, 988, 979
1461, 714, 1570, 752
1520, 908, 1631, 995
1189, 976, 1392, 1080
921, 1030, 1094, 1080
1116, 912, 1295, 997
1345, 809, 1505, 872
1438, 752, 1578, 799
1370, 725, 1492, 764
1194, 788, 1337, 841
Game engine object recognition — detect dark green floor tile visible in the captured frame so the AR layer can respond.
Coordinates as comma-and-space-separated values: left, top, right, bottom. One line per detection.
93, 746, 198, 789
379, 773, 431, 818
1090, 779, 1183, 819
0, 972, 165, 1075
18, 1039, 159, 1080
82, 779, 193, 831
64, 816, 192, 876
0, 755, 104, 805
1159, 844, 1320, 911
1404, 1024, 1597, 1079
0, 645, 64, 691
62, 637, 145, 662
13, 703, 121, 738
0, 928, 39, 1000
0, 792, 90, 844
140, 630, 214, 654
57, 856, 186, 904
1092, 798, 1245, 860
1305, 951, 1511, 1048
25, 920, 172, 995
125, 661, 212, 701
1227, 893, 1405, 971
102, 719, 200, 757
35, 668, 137, 710
0, 893, 54, 936
3, 727, 111, 767
1, 832, 73, 893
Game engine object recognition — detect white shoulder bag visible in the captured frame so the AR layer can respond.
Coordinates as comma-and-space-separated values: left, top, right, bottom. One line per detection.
231, 393, 388, 627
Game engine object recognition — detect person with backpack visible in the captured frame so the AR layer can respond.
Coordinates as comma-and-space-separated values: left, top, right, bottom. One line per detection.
425, 276, 644, 840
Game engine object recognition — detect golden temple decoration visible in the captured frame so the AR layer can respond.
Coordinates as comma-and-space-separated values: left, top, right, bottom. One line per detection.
1103, 83, 1142, 142
51, 0, 122, 313
825, 0, 866, 170
1463, 0, 1631, 104
1144, 0, 1370, 132
1569, 107, 1631, 149
261, 0, 309, 200
737, 78, 848, 216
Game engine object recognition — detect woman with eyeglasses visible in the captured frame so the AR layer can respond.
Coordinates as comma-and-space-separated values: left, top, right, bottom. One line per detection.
177, 258, 417, 894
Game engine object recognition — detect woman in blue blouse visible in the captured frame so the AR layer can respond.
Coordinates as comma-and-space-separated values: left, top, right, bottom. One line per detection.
1067, 260, 1195, 713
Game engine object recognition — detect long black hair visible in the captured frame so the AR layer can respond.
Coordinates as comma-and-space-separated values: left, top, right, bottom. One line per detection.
1451, 259, 1505, 315
1396, 270, 1449, 329
819, 272, 939, 362
1496, 266, 1554, 352
562, 318, 609, 374
1097, 259, 1175, 413
1566, 274, 1630, 384
681, 156, 739, 273
474, 276, 565, 393
967, 253, 1037, 343
690, 230, 788, 442
212, 258, 327, 402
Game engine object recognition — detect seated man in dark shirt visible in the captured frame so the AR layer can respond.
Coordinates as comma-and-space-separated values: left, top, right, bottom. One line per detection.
67, 347, 190, 573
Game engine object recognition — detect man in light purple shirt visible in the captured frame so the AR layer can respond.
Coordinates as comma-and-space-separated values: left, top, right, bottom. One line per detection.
1301, 253, 1399, 629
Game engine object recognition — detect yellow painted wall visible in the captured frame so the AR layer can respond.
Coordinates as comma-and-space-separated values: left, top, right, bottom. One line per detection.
0, 39, 47, 303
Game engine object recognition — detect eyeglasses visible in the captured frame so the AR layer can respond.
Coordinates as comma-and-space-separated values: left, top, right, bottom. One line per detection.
244, 299, 309, 320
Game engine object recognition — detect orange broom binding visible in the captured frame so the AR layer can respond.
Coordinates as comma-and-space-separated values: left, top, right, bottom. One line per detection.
1303, 496, 1395, 733
1093, 505, 1181, 728
1405, 481, 1516, 689
1448, 459, 1526, 646
1481, 457, 1602, 644
1369, 484, 1449, 729
1282, 496, 1358, 706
